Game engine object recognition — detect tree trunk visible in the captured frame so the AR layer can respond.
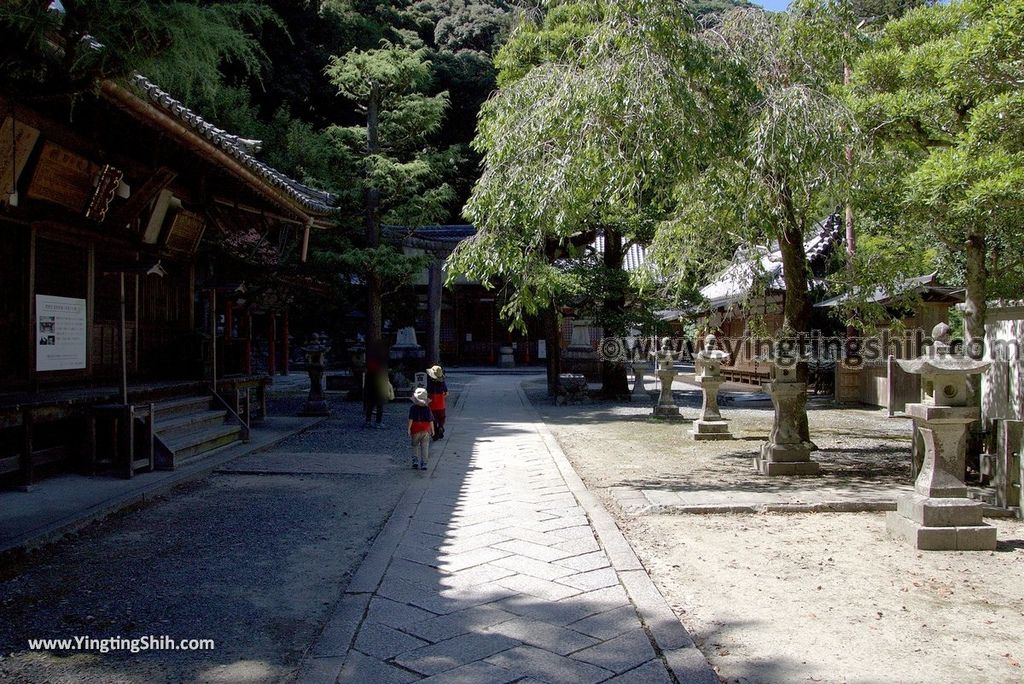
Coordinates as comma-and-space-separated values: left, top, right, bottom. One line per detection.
544, 301, 561, 397
777, 223, 813, 443
962, 228, 987, 360
365, 82, 382, 345
600, 228, 629, 398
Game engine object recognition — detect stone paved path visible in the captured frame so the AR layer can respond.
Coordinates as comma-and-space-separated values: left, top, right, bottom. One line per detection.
299, 374, 715, 684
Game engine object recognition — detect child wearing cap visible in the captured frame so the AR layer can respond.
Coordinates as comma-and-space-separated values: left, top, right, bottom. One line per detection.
426, 365, 448, 441
408, 387, 434, 470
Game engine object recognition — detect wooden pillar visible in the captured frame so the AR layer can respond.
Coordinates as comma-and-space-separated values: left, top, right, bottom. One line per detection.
267, 313, 277, 377
281, 309, 290, 376
243, 308, 252, 376
427, 260, 442, 365
208, 289, 217, 387
224, 300, 233, 343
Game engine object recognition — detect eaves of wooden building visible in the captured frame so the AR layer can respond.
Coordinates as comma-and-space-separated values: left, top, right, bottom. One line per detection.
0, 74, 339, 487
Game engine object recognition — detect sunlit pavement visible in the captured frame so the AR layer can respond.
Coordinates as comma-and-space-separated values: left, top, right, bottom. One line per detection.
299, 373, 715, 684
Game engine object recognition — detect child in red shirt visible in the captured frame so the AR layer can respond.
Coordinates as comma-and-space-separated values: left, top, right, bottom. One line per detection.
426, 365, 448, 441
408, 388, 434, 470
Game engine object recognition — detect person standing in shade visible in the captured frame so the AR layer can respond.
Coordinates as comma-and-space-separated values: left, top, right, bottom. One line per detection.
408, 388, 433, 470
426, 365, 448, 441
363, 341, 388, 429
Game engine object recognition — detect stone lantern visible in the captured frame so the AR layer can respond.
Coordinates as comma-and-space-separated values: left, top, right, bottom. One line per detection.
887, 323, 995, 550
756, 360, 819, 475
691, 335, 733, 440
650, 337, 684, 420
300, 333, 331, 416
627, 336, 648, 402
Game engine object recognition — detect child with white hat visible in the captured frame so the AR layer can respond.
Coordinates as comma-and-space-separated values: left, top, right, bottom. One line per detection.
408, 387, 434, 470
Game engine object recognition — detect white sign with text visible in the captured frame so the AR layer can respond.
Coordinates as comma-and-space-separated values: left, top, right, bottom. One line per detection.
36, 294, 87, 371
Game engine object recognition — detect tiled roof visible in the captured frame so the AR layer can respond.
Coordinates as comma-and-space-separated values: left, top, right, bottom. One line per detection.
814, 272, 964, 308
593, 234, 648, 272
131, 75, 339, 216
696, 213, 844, 312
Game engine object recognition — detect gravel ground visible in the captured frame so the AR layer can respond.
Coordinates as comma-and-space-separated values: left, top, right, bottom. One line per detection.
526, 378, 912, 496
527, 379, 1024, 684
0, 384, 446, 684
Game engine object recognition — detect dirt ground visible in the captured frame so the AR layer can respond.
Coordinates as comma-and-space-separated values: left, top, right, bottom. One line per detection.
528, 380, 1024, 684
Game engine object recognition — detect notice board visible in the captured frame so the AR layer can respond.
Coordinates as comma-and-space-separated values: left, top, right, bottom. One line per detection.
36, 294, 87, 371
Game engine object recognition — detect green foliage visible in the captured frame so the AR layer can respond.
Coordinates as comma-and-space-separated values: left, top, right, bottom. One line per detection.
451, 0, 743, 329
652, 1, 861, 320
0, 0, 279, 102
849, 0, 1024, 302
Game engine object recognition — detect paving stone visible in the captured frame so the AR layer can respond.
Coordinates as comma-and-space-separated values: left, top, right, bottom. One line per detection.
352, 622, 430, 661
437, 545, 514, 572
337, 650, 421, 684
553, 536, 602, 556
569, 628, 657, 674
485, 616, 600, 655
365, 596, 439, 629
436, 561, 515, 589
394, 631, 522, 676
435, 531, 510, 554
404, 603, 520, 643
490, 554, 575, 581
555, 551, 611, 573
492, 539, 574, 563
550, 525, 598, 541
567, 605, 643, 641
556, 567, 620, 592
604, 658, 674, 684
485, 645, 612, 684
503, 526, 572, 547
496, 573, 583, 601
416, 661, 521, 684
386, 557, 449, 589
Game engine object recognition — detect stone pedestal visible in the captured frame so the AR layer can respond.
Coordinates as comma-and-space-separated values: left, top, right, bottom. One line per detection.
564, 322, 599, 381
300, 335, 331, 417
653, 368, 683, 419
629, 360, 648, 402
692, 375, 732, 440
886, 404, 997, 550
691, 335, 732, 440
498, 345, 515, 368
756, 370, 818, 475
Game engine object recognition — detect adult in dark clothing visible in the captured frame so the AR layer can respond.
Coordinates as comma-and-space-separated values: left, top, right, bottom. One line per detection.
363, 342, 388, 428
426, 365, 448, 440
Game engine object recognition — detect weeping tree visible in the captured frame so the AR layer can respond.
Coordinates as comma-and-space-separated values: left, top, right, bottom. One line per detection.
651, 0, 862, 440
447, 0, 738, 396
326, 43, 454, 345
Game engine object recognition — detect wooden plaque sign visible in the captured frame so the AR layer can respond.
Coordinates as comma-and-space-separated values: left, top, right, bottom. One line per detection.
165, 210, 206, 253
27, 142, 98, 213
0, 117, 41, 198
85, 164, 124, 222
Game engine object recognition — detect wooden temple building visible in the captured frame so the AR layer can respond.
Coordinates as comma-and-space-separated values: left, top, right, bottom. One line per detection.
0, 74, 338, 488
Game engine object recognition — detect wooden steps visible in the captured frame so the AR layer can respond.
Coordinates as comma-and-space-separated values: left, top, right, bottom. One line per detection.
153, 395, 244, 469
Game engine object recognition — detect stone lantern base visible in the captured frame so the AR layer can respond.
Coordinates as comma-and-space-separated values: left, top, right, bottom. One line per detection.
755, 442, 820, 475
886, 495, 996, 550
692, 419, 732, 440
652, 405, 686, 420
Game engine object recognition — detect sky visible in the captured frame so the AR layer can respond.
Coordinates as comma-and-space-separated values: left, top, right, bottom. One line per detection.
751, 0, 791, 11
